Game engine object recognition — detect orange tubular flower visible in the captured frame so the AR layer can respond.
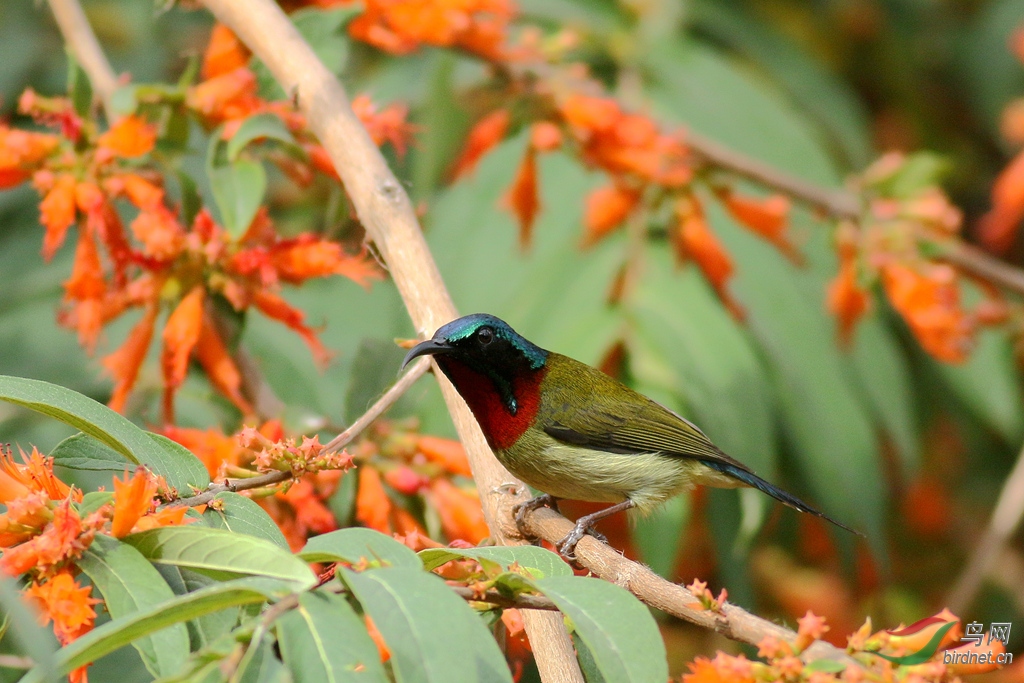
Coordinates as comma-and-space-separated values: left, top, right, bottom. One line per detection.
252, 290, 332, 367
104, 305, 159, 413
827, 250, 870, 346
163, 426, 240, 479
351, 95, 415, 157
39, 173, 78, 261
716, 189, 801, 264
111, 469, 158, 538
675, 199, 744, 319
978, 149, 1024, 252
130, 208, 186, 261
202, 24, 251, 80
187, 67, 261, 123
416, 436, 472, 478
530, 121, 562, 152
161, 286, 206, 422
881, 262, 973, 363
427, 478, 489, 544
62, 229, 108, 353
348, 0, 514, 60
5, 447, 77, 502
0, 126, 59, 189
267, 237, 381, 287
194, 316, 253, 416
356, 466, 393, 534
503, 146, 539, 249
96, 115, 157, 160
582, 183, 641, 246
0, 501, 90, 576
451, 109, 511, 180
280, 479, 337, 535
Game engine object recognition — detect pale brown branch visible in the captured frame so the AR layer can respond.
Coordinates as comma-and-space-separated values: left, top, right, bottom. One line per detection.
45, 0, 118, 116
686, 131, 863, 219
196, 2, 584, 681
947, 440, 1024, 613
513, 505, 857, 665
167, 357, 431, 509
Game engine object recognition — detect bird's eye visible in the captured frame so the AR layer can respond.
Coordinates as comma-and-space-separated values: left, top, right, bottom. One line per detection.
476, 327, 494, 345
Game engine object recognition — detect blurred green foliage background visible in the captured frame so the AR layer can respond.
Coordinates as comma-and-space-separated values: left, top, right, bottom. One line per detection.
3, 0, 1024, 677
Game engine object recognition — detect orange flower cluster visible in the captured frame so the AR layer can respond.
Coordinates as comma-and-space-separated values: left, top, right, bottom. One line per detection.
682, 609, 1002, 683
344, 0, 515, 60
453, 89, 800, 315
825, 155, 984, 362
981, 32, 1024, 252
0, 30, 425, 422
352, 421, 486, 543
1, 449, 196, 683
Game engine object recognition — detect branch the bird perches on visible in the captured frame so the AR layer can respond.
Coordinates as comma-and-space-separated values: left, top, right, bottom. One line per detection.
47, 0, 858, 677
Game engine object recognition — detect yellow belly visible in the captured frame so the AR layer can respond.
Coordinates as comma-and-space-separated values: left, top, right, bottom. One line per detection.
497, 430, 740, 515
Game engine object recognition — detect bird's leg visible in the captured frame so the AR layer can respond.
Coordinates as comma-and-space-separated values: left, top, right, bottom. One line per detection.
557, 499, 636, 561
513, 493, 560, 538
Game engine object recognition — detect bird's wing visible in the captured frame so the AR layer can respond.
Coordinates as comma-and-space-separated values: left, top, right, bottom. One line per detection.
540, 358, 751, 472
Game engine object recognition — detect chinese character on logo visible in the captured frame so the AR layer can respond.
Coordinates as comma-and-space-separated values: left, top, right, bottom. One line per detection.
988, 623, 1011, 647
962, 621, 984, 646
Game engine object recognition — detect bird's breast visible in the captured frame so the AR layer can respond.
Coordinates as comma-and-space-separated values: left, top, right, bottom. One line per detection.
497, 430, 718, 515
437, 357, 546, 451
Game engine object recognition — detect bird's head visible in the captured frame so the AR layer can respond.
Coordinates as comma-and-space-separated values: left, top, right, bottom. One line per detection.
402, 314, 548, 420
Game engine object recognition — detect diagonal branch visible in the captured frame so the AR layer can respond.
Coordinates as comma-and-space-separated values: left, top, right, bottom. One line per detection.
194, 2, 585, 682
165, 357, 431, 509
46, 0, 118, 116
947, 440, 1024, 613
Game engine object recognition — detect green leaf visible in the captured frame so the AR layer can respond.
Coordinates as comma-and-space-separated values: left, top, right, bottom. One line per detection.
77, 535, 190, 678
299, 528, 422, 568
66, 51, 93, 118
203, 492, 290, 549
238, 636, 292, 683
877, 152, 951, 198
208, 157, 267, 238
343, 338, 412, 424
0, 376, 209, 492
227, 113, 298, 161
418, 545, 571, 578
156, 566, 240, 650
51, 432, 134, 472
530, 576, 667, 683
939, 329, 1024, 443
124, 526, 316, 587
277, 592, 387, 682
341, 568, 512, 683
19, 578, 294, 683
805, 659, 848, 673
251, 7, 355, 99
79, 491, 115, 517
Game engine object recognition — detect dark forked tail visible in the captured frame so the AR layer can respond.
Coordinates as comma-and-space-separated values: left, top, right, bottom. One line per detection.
702, 460, 863, 537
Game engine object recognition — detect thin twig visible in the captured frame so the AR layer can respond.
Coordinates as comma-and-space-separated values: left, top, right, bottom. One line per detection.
324, 357, 430, 452
686, 131, 863, 219
450, 586, 559, 611
0, 655, 34, 670
947, 440, 1024, 613
166, 357, 431, 509
45, 0, 118, 116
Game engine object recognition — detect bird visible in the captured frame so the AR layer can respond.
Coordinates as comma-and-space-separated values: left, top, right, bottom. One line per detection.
402, 313, 860, 558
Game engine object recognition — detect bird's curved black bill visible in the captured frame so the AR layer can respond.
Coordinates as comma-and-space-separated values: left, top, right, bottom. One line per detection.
400, 338, 452, 371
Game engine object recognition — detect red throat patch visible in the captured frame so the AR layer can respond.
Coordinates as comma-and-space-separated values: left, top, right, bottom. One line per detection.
437, 358, 545, 451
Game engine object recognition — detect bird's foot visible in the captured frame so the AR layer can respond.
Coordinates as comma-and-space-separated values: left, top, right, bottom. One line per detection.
555, 521, 606, 561
513, 494, 560, 539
